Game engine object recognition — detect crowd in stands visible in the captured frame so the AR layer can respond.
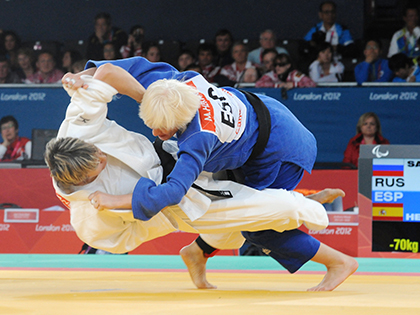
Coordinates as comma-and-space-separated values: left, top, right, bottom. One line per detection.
0, 2, 419, 87
1, 1, 412, 167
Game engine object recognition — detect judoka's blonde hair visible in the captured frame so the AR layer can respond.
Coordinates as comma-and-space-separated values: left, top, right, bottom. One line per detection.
45, 137, 100, 186
139, 79, 200, 131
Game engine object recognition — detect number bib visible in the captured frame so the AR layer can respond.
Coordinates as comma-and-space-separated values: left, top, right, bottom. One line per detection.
186, 75, 247, 143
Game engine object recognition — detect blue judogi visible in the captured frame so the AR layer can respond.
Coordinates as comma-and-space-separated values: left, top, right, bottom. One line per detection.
86, 57, 321, 273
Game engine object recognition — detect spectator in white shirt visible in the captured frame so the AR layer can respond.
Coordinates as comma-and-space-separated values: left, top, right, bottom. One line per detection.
309, 42, 344, 83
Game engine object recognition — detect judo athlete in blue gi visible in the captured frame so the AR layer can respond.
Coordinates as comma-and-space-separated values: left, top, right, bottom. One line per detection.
64, 57, 357, 291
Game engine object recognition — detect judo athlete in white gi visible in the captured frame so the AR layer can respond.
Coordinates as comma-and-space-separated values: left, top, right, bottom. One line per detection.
60, 65, 357, 291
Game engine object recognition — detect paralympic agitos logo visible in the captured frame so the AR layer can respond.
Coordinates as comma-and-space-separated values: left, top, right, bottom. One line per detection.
372, 145, 389, 158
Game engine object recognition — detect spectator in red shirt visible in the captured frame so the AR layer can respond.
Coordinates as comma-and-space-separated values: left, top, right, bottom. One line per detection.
216, 41, 258, 86
343, 112, 390, 168
0, 115, 31, 162
256, 53, 316, 89
25, 51, 64, 84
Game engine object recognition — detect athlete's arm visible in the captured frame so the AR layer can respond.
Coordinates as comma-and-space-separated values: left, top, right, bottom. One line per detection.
131, 131, 218, 221
93, 63, 146, 103
61, 62, 146, 103
88, 191, 132, 211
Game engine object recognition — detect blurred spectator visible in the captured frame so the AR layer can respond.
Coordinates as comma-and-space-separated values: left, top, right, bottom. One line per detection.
303, 1, 355, 59
196, 42, 220, 82
309, 42, 344, 83
86, 12, 128, 60
343, 112, 389, 168
388, 5, 420, 58
142, 42, 161, 62
26, 50, 64, 84
260, 48, 278, 75
184, 63, 202, 73
388, 52, 420, 82
215, 41, 258, 86
213, 29, 234, 67
16, 48, 35, 81
0, 55, 21, 83
248, 29, 288, 67
0, 115, 31, 162
177, 49, 195, 71
61, 49, 83, 73
72, 59, 88, 73
3, 30, 21, 70
354, 39, 393, 85
255, 53, 316, 89
120, 24, 144, 58
103, 42, 122, 60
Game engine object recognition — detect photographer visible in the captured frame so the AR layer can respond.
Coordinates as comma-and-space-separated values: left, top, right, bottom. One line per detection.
120, 25, 144, 58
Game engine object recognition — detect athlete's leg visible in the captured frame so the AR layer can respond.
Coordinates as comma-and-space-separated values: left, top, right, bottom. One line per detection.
180, 232, 244, 289
241, 229, 319, 273
180, 185, 346, 289
241, 162, 311, 272
242, 162, 356, 290
306, 188, 345, 204
307, 243, 358, 291
180, 237, 217, 289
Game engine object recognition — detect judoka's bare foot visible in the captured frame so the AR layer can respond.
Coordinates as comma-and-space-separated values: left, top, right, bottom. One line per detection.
307, 188, 345, 204
307, 243, 358, 291
180, 241, 217, 289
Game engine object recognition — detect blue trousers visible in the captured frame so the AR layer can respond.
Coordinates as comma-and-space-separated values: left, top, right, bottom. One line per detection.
241, 162, 321, 273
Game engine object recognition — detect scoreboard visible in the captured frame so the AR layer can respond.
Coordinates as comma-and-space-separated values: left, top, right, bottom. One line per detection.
359, 145, 420, 254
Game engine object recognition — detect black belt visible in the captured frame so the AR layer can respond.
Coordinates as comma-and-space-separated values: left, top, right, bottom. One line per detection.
240, 90, 271, 162
153, 138, 233, 198
153, 138, 176, 184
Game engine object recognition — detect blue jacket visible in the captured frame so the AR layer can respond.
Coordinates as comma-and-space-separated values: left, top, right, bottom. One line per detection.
392, 65, 420, 82
87, 57, 317, 221
354, 59, 393, 85
304, 22, 353, 46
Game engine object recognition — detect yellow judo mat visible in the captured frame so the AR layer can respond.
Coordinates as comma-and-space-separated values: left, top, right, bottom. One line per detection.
1, 254, 419, 315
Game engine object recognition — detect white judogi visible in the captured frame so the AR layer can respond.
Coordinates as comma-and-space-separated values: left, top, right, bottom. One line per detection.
54, 76, 328, 254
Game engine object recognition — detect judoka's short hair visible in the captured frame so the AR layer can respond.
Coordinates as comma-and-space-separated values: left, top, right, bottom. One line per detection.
139, 79, 200, 131
45, 137, 100, 186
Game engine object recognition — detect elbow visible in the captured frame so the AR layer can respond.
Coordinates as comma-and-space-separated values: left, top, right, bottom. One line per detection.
94, 63, 116, 82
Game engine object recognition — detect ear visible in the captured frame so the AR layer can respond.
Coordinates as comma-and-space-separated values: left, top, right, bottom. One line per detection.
97, 149, 106, 159
98, 151, 107, 167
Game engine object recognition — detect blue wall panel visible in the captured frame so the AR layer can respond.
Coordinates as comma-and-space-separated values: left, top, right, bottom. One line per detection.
1, 85, 419, 163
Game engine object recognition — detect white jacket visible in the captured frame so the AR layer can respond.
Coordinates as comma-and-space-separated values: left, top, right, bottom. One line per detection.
53, 76, 329, 253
